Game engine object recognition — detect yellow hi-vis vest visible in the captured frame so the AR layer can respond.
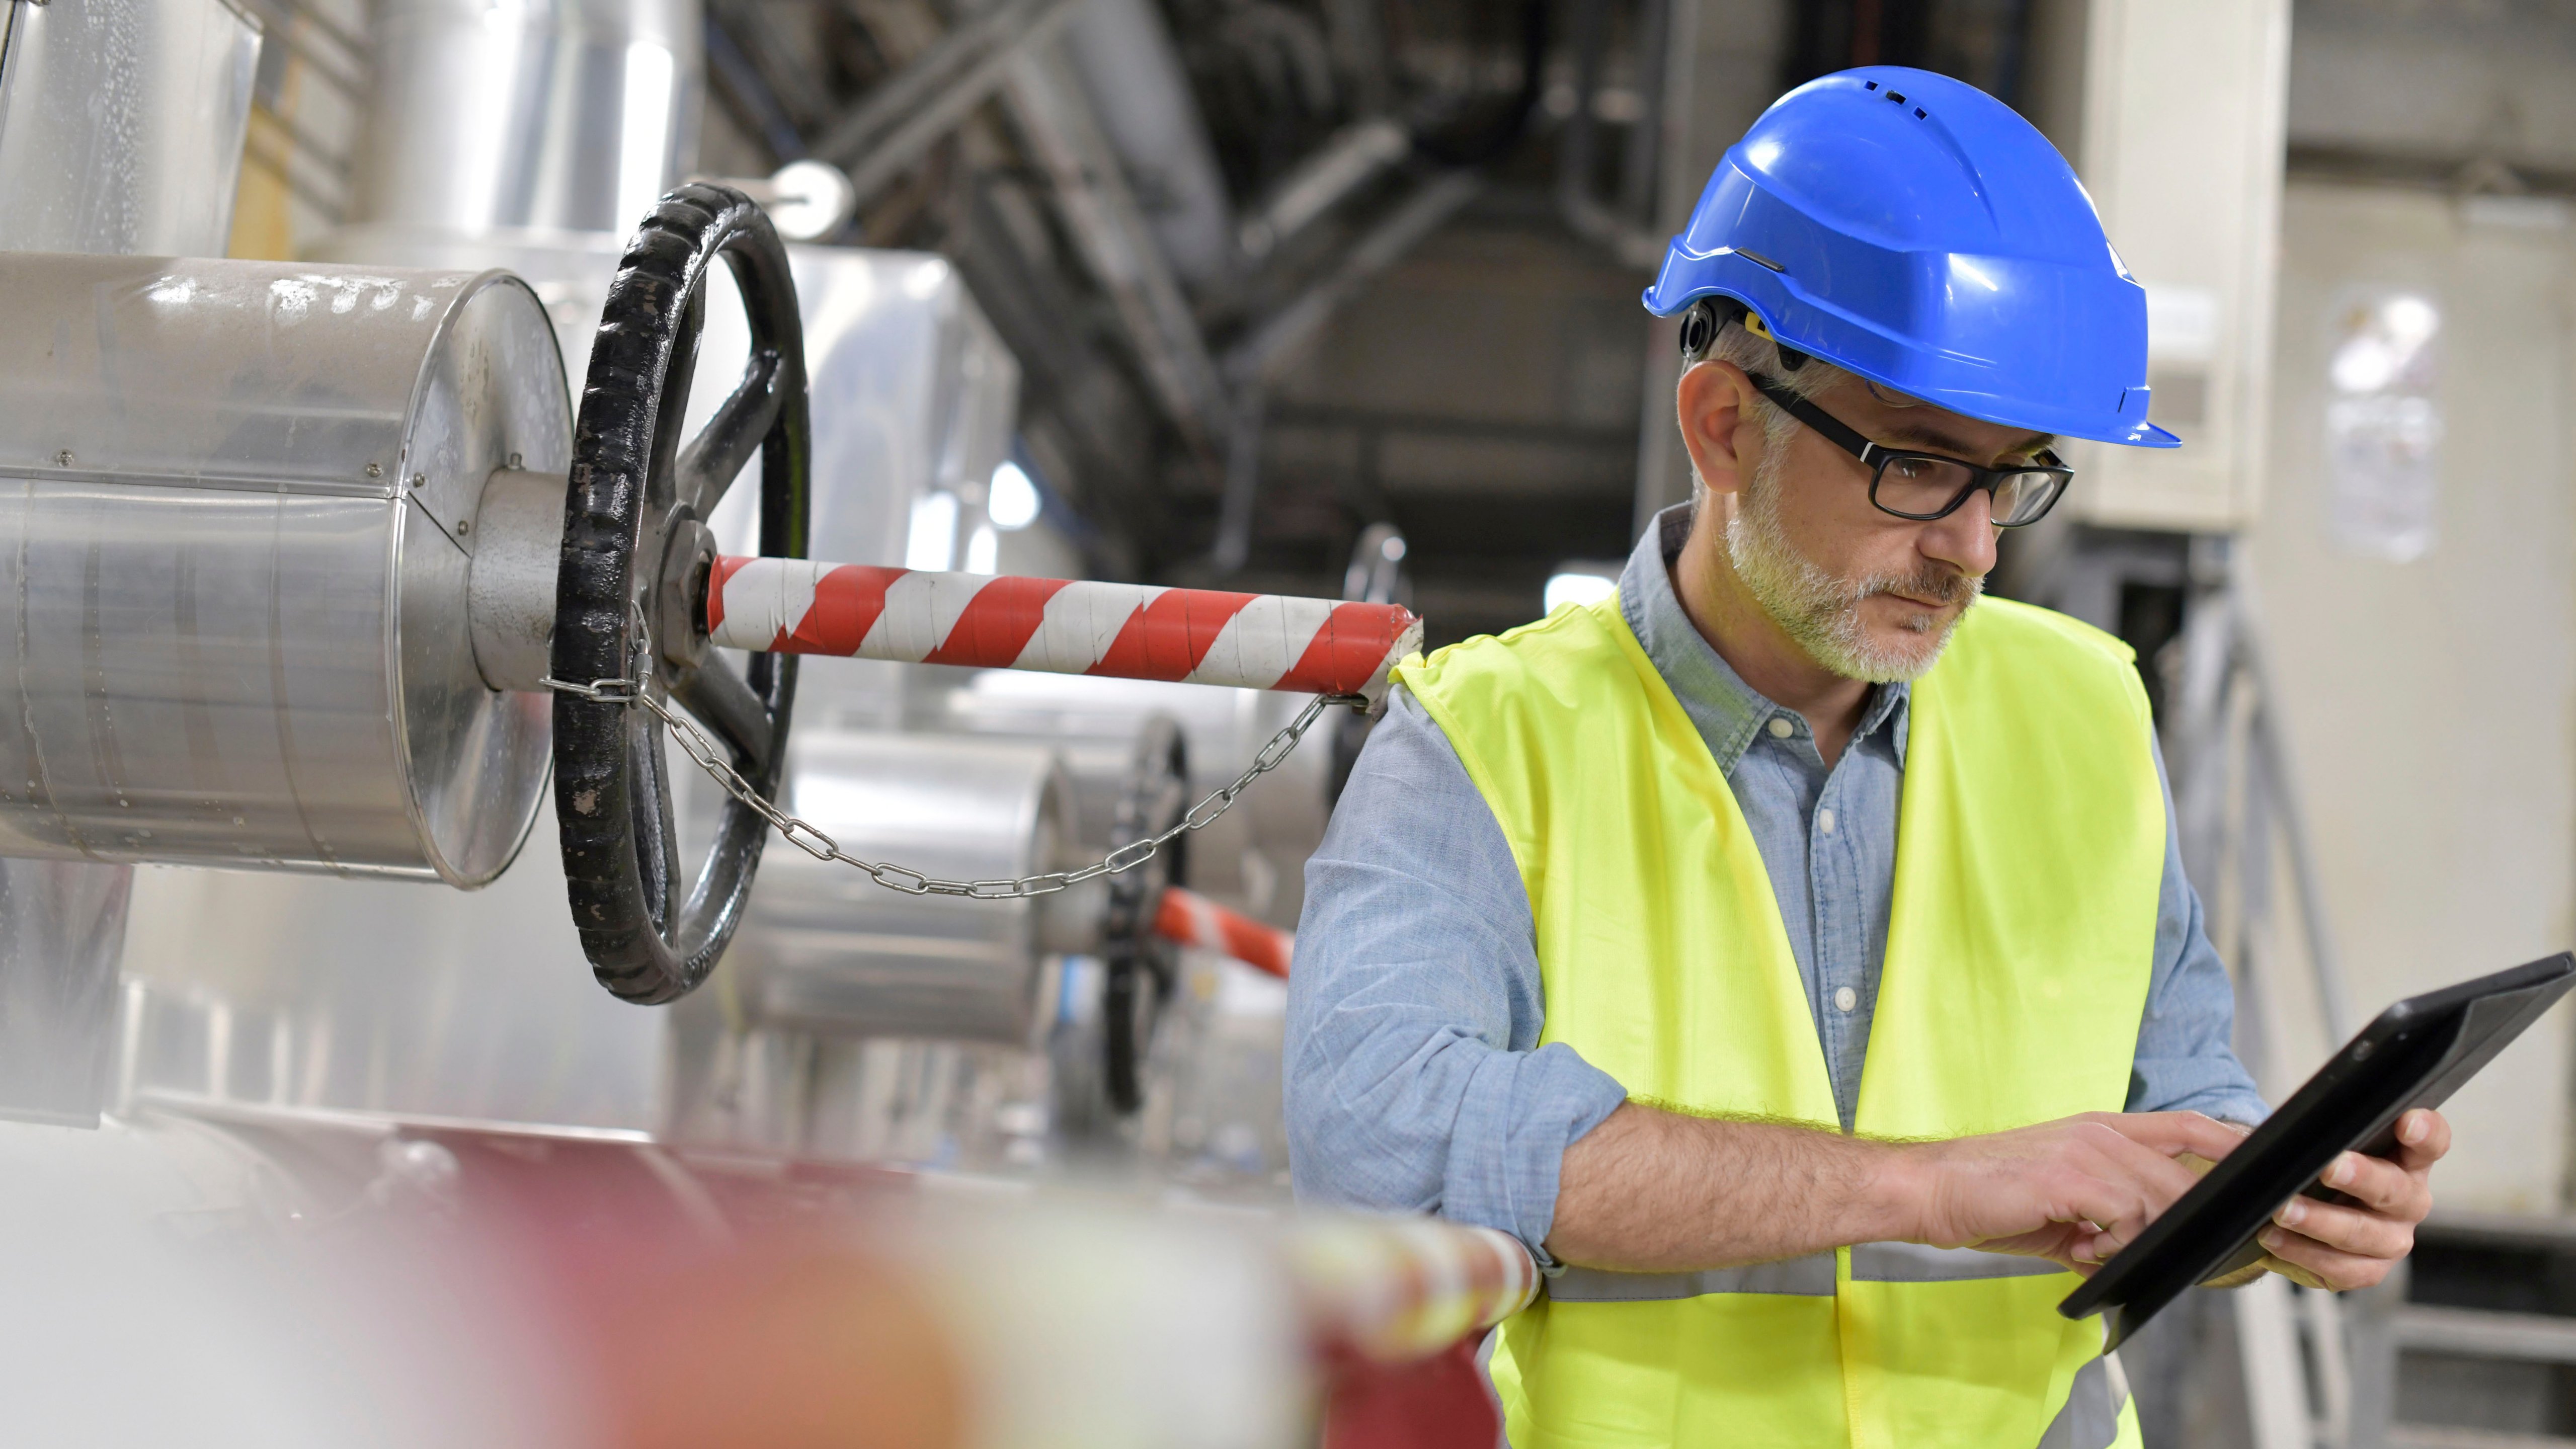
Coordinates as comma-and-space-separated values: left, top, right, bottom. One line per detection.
1396, 593, 2164, 1449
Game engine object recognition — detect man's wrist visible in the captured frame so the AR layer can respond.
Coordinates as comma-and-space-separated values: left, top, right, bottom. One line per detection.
1854, 1136, 1931, 1245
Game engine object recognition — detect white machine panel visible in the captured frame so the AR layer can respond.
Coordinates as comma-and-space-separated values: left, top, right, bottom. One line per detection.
2063, 0, 2291, 531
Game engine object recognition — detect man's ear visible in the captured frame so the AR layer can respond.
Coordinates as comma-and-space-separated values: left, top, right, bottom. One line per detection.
1676, 359, 1760, 501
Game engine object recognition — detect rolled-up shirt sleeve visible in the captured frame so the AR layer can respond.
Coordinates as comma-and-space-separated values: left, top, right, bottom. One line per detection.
1286, 686, 1629, 1263
2125, 738, 2271, 1124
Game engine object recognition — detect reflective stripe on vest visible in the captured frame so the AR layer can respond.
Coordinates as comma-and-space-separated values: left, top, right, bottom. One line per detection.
1551, 1244, 2065, 1302
1398, 594, 2164, 1449
2039, 1353, 2132, 1449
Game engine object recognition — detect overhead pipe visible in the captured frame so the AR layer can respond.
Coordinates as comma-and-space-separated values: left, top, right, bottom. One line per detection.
811, 0, 1088, 212
1212, 0, 1552, 574
1238, 117, 1412, 261
1060, 0, 1241, 287
1556, 0, 1666, 269
1225, 175, 1487, 418
1210, 172, 1483, 574
798, 0, 1238, 456
1617, 0, 1675, 221
1002, 45, 1234, 459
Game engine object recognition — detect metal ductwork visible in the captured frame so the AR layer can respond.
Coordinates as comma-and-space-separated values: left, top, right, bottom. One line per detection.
0, 0, 261, 257
1060, 0, 1240, 289
346, 0, 702, 240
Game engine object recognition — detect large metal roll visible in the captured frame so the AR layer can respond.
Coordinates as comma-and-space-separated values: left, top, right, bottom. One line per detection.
721, 731, 1076, 1043
0, 254, 567, 883
933, 674, 1334, 929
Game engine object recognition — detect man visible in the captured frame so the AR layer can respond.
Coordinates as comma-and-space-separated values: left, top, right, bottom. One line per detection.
1286, 67, 2448, 1448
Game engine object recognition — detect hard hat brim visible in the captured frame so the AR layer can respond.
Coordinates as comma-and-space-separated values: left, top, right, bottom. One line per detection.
1647, 279, 2187, 452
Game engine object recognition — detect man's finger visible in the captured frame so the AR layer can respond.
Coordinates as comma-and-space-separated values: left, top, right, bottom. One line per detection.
2273, 1192, 2414, 1261
2317, 1149, 2430, 1220
2392, 1109, 2451, 1173
2057, 1132, 2210, 1254
2260, 1225, 2393, 1293
2257, 1249, 2330, 1292
2103, 1110, 2255, 1164
2090, 1122, 2220, 1208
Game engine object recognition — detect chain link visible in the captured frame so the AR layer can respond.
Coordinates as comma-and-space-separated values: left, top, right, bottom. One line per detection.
544, 671, 1359, 900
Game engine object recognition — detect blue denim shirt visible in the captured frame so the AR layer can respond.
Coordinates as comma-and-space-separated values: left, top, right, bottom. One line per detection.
1285, 505, 2266, 1264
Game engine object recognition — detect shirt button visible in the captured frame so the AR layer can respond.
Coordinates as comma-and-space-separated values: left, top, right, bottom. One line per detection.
1766, 717, 1794, 739
1818, 808, 1836, 835
1834, 986, 1858, 1013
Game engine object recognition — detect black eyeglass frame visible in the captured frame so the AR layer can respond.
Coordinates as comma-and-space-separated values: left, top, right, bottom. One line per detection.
1746, 376, 2074, 529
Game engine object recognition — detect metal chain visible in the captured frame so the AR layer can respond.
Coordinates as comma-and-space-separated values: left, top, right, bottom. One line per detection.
544, 671, 1359, 900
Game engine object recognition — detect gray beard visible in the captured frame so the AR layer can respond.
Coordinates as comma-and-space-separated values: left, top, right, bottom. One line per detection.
1723, 448, 1983, 684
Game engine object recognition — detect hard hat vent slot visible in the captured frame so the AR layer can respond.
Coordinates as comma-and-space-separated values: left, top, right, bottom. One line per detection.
1864, 80, 1879, 91
1915, 108, 1927, 119
1886, 91, 1907, 105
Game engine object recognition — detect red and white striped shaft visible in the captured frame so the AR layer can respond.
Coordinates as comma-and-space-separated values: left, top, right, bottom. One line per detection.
1155, 887, 1293, 979
1286, 1220, 1541, 1362
707, 557, 1423, 699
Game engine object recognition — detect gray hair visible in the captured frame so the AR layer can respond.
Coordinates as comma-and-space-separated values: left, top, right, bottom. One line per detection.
1676, 301, 1856, 497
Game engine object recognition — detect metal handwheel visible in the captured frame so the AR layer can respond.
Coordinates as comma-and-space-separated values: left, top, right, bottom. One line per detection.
553, 183, 812, 1005
1100, 718, 1191, 1115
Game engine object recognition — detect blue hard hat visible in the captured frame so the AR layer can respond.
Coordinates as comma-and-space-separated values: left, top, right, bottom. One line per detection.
1643, 66, 2180, 449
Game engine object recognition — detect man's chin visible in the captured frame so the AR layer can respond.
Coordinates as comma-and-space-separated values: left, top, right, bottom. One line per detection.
1831, 608, 1966, 683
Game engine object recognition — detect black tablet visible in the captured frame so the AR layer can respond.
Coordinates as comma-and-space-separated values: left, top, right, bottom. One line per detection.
2059, 952, 2576, 1348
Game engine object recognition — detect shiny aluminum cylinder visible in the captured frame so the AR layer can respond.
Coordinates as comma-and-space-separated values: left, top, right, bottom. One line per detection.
933, 674, 1334, 928
0, 253, 568, 882
0, 0, 262, 257
724, 732, 1075, 1043
347, 0, 702, 240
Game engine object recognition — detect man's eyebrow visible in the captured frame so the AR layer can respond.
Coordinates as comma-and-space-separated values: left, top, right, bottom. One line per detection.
1878, 422, 2056, 462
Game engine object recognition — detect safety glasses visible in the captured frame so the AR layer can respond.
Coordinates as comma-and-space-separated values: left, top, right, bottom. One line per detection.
1748, 377, 2073, 528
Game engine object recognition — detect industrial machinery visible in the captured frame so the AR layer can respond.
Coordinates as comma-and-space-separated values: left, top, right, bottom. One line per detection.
0, 180, 1411, 918
35, 0, 1355, 1170
0, 178, 1412, 1032
0, 7, 1500, 1438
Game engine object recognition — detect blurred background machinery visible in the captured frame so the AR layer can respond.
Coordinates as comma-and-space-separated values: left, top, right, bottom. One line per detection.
12, 0, 2576, 1444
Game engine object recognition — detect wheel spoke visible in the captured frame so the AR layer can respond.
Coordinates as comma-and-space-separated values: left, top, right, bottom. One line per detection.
629, 704, 680, 933
675, 348, 785, 515
670, 658, 774, 775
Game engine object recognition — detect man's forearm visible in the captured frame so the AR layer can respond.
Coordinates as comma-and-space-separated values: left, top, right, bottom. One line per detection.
1545, 1102, 1921, 1271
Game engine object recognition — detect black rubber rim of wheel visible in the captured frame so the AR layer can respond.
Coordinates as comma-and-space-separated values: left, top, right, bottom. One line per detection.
1103, 717, 1188, 1114
553, 182, 810, 1005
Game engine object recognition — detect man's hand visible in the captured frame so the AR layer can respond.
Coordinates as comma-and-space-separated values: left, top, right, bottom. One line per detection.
1897, 1111, 2250, 1273
2249, 1108, 2448, 1291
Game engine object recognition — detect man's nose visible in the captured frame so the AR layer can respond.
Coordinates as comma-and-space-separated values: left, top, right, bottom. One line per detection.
1918, 488, 1998, 578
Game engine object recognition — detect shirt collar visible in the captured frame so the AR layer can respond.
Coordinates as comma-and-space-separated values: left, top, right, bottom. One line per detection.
1617, 502, 1909, 774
